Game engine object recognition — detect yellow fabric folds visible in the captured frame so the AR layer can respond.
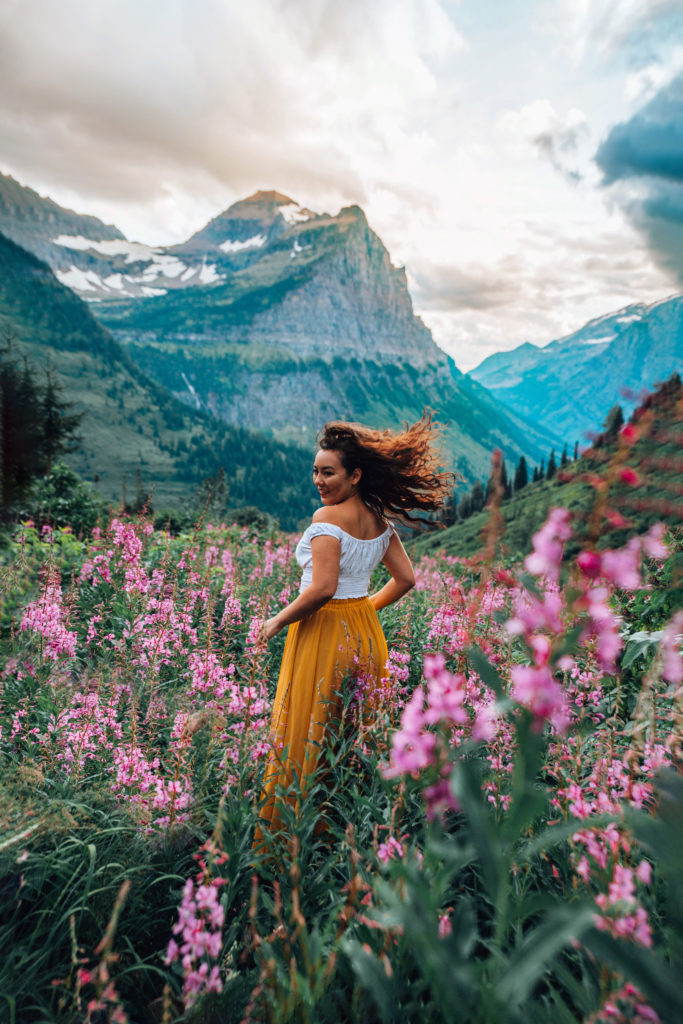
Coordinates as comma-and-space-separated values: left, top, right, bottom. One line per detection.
256, 596, 388, 840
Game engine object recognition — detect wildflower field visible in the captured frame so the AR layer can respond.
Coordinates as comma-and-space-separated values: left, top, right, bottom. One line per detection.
1, 479, 682, 1023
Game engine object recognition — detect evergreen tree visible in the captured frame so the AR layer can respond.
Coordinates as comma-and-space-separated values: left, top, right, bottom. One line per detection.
458, 493, 472, 520
0, 332, 83, 519
574, 441, 579, 461
41, 363, 82, 473
500, 458, 511, 499
471, 479, 485, 513
538, 459, 545, 480
604, 404, 624, 439
442, 488, 458, 526
547, 449, 557, 480
193, 467, 230, 522
560, 445, 568, 468
514, 455, 528, 492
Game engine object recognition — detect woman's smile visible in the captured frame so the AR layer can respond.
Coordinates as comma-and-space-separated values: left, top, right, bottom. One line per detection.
312, 448, 359, 505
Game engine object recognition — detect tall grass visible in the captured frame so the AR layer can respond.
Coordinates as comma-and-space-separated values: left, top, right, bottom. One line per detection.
0, 457, 681, 1022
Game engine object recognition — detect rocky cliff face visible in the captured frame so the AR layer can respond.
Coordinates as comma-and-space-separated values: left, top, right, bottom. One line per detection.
0, 172, 124, 269
1, 173, 559, 483
97, 198, 557, 480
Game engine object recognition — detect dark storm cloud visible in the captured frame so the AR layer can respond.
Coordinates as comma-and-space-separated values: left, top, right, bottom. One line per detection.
596, 73, 683, 184
596, 73, 683, 283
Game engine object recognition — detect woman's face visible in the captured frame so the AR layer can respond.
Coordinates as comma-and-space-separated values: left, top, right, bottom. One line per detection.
313, 448, 360, 505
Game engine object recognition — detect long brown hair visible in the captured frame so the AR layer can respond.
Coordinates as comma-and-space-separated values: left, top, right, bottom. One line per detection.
317, 411, 456, 524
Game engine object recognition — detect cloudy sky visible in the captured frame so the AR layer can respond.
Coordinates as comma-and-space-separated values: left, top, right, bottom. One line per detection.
1, 0, 682, 370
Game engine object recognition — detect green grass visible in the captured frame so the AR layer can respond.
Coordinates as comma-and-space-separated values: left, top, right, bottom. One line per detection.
414, 374, 683, 561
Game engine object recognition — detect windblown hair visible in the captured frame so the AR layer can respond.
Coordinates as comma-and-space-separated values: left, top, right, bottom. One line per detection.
317, 412, 456, 525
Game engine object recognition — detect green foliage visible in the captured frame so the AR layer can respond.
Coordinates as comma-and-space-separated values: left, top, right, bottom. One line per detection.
18, 462, 104, 536
415, 374, 682, 561
0, 332, 83, 519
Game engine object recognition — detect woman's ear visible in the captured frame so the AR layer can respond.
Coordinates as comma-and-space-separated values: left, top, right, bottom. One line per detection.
351, 467, 362, 486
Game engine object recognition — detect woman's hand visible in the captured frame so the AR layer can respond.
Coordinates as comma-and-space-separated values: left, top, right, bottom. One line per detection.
262, 616, 283, 641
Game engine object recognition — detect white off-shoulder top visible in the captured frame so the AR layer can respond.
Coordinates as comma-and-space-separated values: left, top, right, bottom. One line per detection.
295, 522, 394, 599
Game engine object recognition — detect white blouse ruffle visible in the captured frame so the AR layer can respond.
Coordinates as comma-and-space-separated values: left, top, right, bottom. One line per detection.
295, 521, 394, 599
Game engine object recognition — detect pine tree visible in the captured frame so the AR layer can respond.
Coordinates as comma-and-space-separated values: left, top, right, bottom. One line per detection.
1, 332, 83, 519
574, 441, 579, 461
514, 455, 528, 492
41, 363, 82, 473
560, 445, 568, 468
500, 458, 511, 499
547, 449, 557, 479
458, 493, 472, 520
471, 479, 485, 513
442, 488, 457, 526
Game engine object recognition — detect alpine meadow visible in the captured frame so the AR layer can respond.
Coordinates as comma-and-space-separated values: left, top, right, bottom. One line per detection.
1, 3, 683, 1022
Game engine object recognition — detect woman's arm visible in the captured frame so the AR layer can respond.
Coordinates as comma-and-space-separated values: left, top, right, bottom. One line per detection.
369, 532, 415, 612
262, 535, 340, 639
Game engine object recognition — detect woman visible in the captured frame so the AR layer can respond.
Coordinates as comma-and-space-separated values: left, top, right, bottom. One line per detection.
255, 414, 453, 841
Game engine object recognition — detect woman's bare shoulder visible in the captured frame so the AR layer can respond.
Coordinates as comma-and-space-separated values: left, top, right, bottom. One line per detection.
311, 506, 343, 524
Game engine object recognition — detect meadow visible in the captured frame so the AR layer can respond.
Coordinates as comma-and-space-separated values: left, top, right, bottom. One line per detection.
1, 447, 681, 1023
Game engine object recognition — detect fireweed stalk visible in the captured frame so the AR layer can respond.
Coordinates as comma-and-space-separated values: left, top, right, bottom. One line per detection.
1, 454, 681, 1022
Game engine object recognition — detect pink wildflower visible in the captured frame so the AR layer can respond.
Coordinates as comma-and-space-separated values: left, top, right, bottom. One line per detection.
660, 610, 683, 683
524, 508, 572, 582
510, 664, 570, 732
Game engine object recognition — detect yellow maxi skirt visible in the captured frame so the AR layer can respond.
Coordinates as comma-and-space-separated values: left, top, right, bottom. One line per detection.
255, 596, 388, 843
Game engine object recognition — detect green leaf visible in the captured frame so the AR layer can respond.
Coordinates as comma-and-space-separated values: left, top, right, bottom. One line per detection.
498, 904, 595, 1006
467, 645, 506, 700
583, 930, 682, 1022
343, 938, 395, 1022
450, 758, 504, 903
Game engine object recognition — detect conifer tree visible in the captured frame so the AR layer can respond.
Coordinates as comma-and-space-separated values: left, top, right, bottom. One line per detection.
471, 479, 485, 513
1, 332, 83, 518
41, 363, 82, 473
574, 441, 579, 461
514, 455, 528, 492
442, 488, 457, 526
500, 458, 511, 499
560, 445, 568, 468
604, 404, 624, 439
547, 449, 557, 479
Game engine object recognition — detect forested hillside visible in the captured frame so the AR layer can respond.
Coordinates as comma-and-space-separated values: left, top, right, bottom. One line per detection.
0, 231, 317, 528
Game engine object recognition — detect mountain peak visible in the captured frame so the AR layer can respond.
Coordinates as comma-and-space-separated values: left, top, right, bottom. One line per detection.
243, 190, 297, 205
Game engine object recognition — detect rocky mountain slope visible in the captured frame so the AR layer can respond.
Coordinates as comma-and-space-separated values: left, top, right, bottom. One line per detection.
0, 230, 317, 527
94, 193, 557, 483
469, 297, 683, 447
0, 174, 559, 483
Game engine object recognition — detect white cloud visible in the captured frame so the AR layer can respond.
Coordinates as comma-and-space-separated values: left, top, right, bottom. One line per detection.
553, 0, 683, 64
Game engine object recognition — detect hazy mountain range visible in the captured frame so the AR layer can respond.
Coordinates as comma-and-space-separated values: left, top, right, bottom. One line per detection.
1, 169, 679, 521
0, 174, 559, 492
469, 298, 683, 447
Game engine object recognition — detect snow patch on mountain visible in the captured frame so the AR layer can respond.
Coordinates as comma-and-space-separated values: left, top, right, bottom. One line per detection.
584, 334, 614, 345
53, 235, 158, 262
56, 266, 105, 291
198, 262, 221, 283
219, 233, 266, 253
279, 203, 313, 226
